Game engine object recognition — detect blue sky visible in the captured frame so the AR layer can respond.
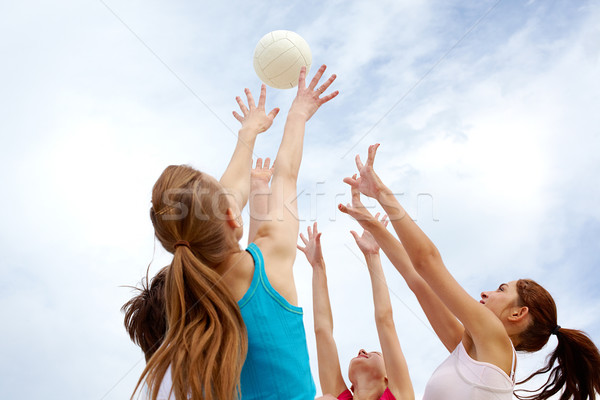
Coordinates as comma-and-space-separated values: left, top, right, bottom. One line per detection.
1, 0, 599, 399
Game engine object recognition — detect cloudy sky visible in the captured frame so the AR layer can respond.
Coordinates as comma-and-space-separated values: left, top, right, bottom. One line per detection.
1, 0, 599, 399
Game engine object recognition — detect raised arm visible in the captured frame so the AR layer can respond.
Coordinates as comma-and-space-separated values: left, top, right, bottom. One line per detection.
220, 84, 279, 209
350, 213, 414, 400
342, 144, 513, 373
340, 182, 463, 352
297, 223, 347, 397
248, 157, 273, 245
254, 66, 338, 301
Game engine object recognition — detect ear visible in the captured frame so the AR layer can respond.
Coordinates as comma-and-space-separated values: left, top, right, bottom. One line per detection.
508, 306, 529, 322
225, 207, 241, 229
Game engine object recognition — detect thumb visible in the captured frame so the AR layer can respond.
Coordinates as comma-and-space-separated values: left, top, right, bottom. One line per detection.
338, 203, 353, 216
350, 230, 360, 242
342, 176, 359, 188
268, 107, 280, 120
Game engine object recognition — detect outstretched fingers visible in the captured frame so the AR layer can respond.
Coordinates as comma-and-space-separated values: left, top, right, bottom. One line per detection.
308, 64, 327, 90
267, 107, 280, 120
232, 110, 243, 122
355, 154, 365, 172
297, 66, 307, 90
343, 175, 359, 188
244, 88, 256, 109
366, 143, 380, 167
338, 202, 352, 215
235, 95, 248, 114
319, 89, 339, 105
299, 232, 309, 246
257, 84, 266, 109
350, 179, 363, 206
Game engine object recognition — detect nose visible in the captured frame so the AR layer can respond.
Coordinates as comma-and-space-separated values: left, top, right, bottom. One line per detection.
481, 291, 488, 299
358, 349, 367, 356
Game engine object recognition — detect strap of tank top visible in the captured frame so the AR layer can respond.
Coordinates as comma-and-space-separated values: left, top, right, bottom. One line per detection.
509, 346, 516, 382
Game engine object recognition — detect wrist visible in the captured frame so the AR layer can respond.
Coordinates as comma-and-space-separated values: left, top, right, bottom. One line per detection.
311, 258, 326, 270
286, 110, 310, 122
364, 253, 381, 262
375, 185, 393, 202
250, 179, 269, 188
238, 127, 259, 140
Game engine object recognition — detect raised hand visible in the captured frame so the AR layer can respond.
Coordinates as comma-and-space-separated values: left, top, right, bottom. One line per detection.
297, 222, 324, 267
289, 65, 339, 121
233, 84, 280, 134
343, 143, 386, 199
351, 213, 389, 255
338, 176, 379, 229
251, 157, 274, 186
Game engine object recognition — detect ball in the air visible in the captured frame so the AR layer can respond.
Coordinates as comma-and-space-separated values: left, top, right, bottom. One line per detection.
253, 30, 312, 89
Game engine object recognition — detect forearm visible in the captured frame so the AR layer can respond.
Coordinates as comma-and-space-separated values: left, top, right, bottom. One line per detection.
273, 112, 306, 179
368, 223, 422, 285
312, 262, 334, 334
219, 129, 257, 208
367, 207, 463, 349
312, 262, 348, 396
248, 180, 270, 244
365, 253, 394, 321
376, 187, 441, 268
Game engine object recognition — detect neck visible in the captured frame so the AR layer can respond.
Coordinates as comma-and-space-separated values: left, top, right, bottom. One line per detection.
352, 380, 386, 400
214, 247, 244, 274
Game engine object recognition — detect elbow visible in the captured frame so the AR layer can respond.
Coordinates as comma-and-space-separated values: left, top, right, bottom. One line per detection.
314, 324, 334, 337
375, 309, 394, 326
273, 167, 298, 182
411, 247, 442, 274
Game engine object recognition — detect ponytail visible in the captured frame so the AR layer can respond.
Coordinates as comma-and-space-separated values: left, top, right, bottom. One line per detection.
131, 165, 249, 400
122, 267, 167, 362
516, 328, 600, 400
135, 247, 247, 400
514, 279, 600, 400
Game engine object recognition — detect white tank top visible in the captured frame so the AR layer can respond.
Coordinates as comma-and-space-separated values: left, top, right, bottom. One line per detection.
422, 341, 515, 400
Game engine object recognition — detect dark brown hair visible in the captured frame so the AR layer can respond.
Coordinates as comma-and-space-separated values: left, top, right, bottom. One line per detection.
132, 165, 248, 400
122, 267, 167, 362
515, 279, 600, 400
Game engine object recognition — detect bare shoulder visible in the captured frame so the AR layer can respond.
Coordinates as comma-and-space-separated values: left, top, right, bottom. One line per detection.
219, 250, 256, 302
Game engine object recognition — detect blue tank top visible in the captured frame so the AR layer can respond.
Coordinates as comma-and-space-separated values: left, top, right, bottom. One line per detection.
238, 243, 316, 400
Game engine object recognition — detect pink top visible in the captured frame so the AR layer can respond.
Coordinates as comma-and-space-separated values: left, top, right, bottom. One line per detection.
337, 388, 396, 400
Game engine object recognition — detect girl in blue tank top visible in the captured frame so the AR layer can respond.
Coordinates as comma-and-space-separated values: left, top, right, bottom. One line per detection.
124, 66, 338, 400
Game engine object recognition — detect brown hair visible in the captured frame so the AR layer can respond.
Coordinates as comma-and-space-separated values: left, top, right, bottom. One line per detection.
132, 165, 248, 400
515, 279, 600, 400
122, 267, 168, 362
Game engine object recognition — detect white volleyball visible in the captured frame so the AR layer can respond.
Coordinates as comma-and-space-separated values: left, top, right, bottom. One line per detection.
253, 30, 312, 89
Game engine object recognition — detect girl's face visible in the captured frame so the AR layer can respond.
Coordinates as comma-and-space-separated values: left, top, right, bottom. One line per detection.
480, 280, 521, 319
348, 349, 387, 383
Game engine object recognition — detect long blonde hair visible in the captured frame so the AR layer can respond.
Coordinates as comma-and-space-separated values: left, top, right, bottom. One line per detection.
133, 165, 248, 400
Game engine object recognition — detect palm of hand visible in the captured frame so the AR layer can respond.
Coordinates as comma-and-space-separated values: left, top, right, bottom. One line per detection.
303, 240, 323, 266
357, 167, 382, 198
243, 110, 274, 133
356, 231, 379, 254
251, 167, 272, 183
290, 90, 321, 121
